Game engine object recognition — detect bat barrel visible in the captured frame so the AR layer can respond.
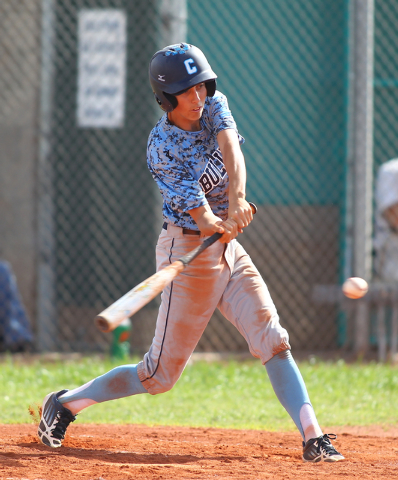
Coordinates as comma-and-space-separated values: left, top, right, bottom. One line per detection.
95, 315, 112, 333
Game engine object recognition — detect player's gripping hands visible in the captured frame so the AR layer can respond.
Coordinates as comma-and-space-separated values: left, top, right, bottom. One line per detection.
189, 204, 231, 242
228, 197, 254, 234
217, 217, 239, 243
189, 200, 253, 243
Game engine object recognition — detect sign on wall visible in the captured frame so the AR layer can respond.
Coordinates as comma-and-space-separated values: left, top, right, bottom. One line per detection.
77, 9, 127, 128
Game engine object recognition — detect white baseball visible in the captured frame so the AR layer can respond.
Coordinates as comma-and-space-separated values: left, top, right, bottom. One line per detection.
342, 277, 368, 299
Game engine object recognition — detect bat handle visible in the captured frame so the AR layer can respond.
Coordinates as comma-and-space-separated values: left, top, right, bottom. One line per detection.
249, 202, 257, 214
179, 232, 221, 266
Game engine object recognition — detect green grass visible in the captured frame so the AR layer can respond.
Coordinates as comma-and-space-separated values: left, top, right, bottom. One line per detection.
1, 354, 398, 430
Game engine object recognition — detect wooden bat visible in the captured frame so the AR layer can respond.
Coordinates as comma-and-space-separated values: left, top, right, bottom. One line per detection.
95, 203, 257, 332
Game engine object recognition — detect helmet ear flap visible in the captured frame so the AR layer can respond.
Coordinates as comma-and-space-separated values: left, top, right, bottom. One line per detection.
205, 79, 216, 97
153, 92, 177, 112
163, 92, 178, 111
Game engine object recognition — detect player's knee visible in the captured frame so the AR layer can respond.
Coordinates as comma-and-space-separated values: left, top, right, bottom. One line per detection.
138, 356, 188, 394
147, 380, 177, 395
144, 371, 182, 395
151, 385, 172, 395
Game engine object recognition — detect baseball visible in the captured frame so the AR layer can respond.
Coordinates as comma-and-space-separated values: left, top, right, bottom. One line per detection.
342, 277, 368, 299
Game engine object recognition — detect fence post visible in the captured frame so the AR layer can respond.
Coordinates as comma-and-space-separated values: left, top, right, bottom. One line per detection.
159, 0, 187, 45
347, 0, 375, 355
155, 0, 188, 228
36, 0, 57, 351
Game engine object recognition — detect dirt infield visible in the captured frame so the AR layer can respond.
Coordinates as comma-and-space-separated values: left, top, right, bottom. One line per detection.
1, 423, 397, 479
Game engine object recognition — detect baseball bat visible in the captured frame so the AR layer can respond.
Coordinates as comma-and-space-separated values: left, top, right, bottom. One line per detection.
95, 202, 257, 333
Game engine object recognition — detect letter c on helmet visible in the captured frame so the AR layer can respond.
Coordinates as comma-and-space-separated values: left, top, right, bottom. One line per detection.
184, 58, 197, 75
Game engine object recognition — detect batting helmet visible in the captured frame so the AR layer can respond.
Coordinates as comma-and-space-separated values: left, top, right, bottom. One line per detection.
149, 43, 217, 112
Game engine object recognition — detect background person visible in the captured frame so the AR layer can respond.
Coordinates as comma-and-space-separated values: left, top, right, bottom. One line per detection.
0, 260, 33, 352
374, 158, 398, 282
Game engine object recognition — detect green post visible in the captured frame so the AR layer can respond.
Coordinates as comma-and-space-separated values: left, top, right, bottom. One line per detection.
111, 318, 132, 359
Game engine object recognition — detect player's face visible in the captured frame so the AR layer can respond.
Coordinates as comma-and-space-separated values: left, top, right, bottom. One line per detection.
168, 83, 207, 132
384, 203, 398, 229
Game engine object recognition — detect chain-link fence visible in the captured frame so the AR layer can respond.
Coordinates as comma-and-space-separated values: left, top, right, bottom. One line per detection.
37, 0, 161, 353
188, 0, 347, 352
0, 0, 397, 356
374, 0, 398, 168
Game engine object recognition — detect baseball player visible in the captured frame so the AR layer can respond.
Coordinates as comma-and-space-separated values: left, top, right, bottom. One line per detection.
37, 43, 344, 463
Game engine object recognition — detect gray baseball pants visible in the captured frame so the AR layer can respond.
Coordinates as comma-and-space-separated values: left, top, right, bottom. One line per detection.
137, 224, 290, 394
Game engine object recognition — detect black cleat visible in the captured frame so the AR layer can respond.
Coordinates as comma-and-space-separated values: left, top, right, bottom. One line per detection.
37, 390, 76, 448
302, 433, 345, 463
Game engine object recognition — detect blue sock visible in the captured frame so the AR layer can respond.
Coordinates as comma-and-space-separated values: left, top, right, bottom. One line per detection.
265, 350, 310, 439
59, 364, 147, 404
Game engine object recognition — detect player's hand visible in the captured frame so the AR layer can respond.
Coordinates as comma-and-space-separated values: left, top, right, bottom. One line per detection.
228, 198, 253, 233
189, 204, 226, 237
217, 218, 239, 244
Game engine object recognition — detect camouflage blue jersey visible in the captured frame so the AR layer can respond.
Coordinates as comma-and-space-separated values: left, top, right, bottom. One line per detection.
147, 91, 244, 230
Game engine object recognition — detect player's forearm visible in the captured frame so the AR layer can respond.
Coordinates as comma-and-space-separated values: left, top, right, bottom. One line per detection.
218, 130, 247, 203
224, 150, 247, 207
217, 129, 252, 229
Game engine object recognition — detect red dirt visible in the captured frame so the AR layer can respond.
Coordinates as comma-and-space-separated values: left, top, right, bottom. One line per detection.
1, 424, 398, 479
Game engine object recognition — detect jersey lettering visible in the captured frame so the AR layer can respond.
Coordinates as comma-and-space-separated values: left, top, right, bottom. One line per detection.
211, 150, 227, 177
206, 162, 220, 185
198, 151, 227, 194
184, 58, 197, 75
199, 173, 212, 193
